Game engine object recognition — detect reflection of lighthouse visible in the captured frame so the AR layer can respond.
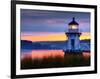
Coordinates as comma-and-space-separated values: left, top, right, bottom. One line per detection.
65, 17, 81, 53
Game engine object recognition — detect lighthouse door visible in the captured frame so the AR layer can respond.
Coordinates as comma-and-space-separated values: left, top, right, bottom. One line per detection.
71, 39, 75, 50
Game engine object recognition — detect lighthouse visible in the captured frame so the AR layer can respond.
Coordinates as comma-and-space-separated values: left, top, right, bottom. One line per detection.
65, 17, 81, 53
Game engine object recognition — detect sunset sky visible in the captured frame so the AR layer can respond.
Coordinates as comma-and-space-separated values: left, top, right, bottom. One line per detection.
21, 9, 90, 42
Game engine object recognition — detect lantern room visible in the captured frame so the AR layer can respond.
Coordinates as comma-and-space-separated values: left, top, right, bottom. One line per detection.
68, 17, 79, 32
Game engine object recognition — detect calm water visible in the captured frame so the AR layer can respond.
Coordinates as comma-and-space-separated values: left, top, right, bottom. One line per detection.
21, 49, 90, 60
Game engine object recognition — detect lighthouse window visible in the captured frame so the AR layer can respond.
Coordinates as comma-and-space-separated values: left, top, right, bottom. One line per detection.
72, 25, 77, 29
69, 25, 78, 29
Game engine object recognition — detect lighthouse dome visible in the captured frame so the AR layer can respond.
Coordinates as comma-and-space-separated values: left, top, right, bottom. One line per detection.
68, 17, 79, 25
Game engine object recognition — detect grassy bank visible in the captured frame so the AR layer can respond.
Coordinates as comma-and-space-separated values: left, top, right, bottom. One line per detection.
21, 54, 90, 69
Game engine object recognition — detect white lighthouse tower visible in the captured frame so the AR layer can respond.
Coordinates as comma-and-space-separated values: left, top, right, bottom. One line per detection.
65, 17, 81, 53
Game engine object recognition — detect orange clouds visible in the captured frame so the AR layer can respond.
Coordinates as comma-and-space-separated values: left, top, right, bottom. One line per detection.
21, 33, 67, 42
80, 32, 90, 40
21, 32, 90, 42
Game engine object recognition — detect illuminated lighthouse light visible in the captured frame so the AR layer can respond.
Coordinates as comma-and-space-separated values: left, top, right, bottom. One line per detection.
70, 25, 78, 29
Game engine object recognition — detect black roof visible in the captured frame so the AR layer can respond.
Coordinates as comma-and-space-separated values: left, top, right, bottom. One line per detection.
68, 17, 79, 25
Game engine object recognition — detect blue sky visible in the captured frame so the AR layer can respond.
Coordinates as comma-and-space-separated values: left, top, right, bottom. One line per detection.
21, 9, 90, 33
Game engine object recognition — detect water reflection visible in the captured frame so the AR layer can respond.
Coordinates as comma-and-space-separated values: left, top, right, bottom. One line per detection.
21, 49, 90, 60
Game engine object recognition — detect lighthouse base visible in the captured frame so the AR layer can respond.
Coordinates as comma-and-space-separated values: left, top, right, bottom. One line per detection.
64, 50, 82, 55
